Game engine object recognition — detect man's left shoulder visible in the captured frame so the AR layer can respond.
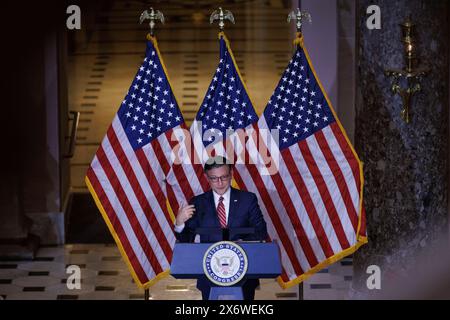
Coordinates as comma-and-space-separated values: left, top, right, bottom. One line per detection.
232, 188, 257, 200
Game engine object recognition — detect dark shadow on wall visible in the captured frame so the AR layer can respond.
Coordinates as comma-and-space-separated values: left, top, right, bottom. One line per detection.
65, 193, 113, 243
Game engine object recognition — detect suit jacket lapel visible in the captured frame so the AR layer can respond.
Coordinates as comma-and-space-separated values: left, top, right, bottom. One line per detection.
207, 190, 220, 227
228, 187, 239, 227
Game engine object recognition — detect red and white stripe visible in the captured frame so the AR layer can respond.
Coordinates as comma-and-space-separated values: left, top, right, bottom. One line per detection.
150, 122, 208, 214
87, 115, 192, 286
233, 116, 364, 283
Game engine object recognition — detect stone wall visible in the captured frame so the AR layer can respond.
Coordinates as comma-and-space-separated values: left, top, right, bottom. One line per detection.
353, 0, 449, 296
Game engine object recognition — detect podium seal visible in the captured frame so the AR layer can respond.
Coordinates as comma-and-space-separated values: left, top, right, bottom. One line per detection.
203, 241, 248, 286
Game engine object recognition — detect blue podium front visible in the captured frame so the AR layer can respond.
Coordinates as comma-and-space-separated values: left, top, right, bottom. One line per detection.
170, 241, 281, 300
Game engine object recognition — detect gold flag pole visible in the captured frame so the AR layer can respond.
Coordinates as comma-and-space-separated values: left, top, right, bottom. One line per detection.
287, 8, 312, 301
139, 7, 165, 300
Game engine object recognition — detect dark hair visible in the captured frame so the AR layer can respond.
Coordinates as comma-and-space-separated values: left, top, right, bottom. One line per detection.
203, 156, 232, 172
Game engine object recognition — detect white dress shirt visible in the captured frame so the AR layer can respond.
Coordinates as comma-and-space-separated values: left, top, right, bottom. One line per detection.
174, 187, 231, 233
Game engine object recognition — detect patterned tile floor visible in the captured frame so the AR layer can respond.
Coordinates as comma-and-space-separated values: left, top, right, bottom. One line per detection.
0, 244, 353, 300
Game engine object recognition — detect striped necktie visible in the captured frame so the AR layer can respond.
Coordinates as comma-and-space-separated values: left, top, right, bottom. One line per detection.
217, 196, 227, 228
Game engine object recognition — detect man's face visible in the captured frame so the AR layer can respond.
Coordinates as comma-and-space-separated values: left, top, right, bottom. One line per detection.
205, 165, 232, 195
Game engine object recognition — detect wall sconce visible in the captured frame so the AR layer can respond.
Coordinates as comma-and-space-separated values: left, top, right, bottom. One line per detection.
385, 17, 428, 123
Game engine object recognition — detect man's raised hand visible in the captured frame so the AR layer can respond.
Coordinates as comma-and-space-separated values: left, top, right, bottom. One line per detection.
175, 204, 196, 226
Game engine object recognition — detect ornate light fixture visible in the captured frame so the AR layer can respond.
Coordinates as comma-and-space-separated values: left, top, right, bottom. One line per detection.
385, 17, 428, 123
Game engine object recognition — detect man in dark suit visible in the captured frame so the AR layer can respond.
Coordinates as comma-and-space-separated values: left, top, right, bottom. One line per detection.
174, 156, 268, 300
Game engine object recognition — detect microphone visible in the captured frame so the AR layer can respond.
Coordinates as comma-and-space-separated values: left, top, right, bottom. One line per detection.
222, 228, 230, 241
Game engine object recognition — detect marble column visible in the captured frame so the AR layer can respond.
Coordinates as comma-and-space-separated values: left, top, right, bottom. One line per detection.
353, 0, 449, 297
0, 2, 69, 258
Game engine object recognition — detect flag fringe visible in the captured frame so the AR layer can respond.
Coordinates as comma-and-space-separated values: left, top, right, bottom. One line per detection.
276, 235, 368, 289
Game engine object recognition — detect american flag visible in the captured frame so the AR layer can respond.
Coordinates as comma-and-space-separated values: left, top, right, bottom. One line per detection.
190, 32, 259, 166
85, 35, 203, 288
192, 33, 367, 288
241, 35, 368, 287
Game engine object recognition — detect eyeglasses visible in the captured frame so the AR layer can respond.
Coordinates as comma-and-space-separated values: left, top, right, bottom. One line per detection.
207, 174, 231, 183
